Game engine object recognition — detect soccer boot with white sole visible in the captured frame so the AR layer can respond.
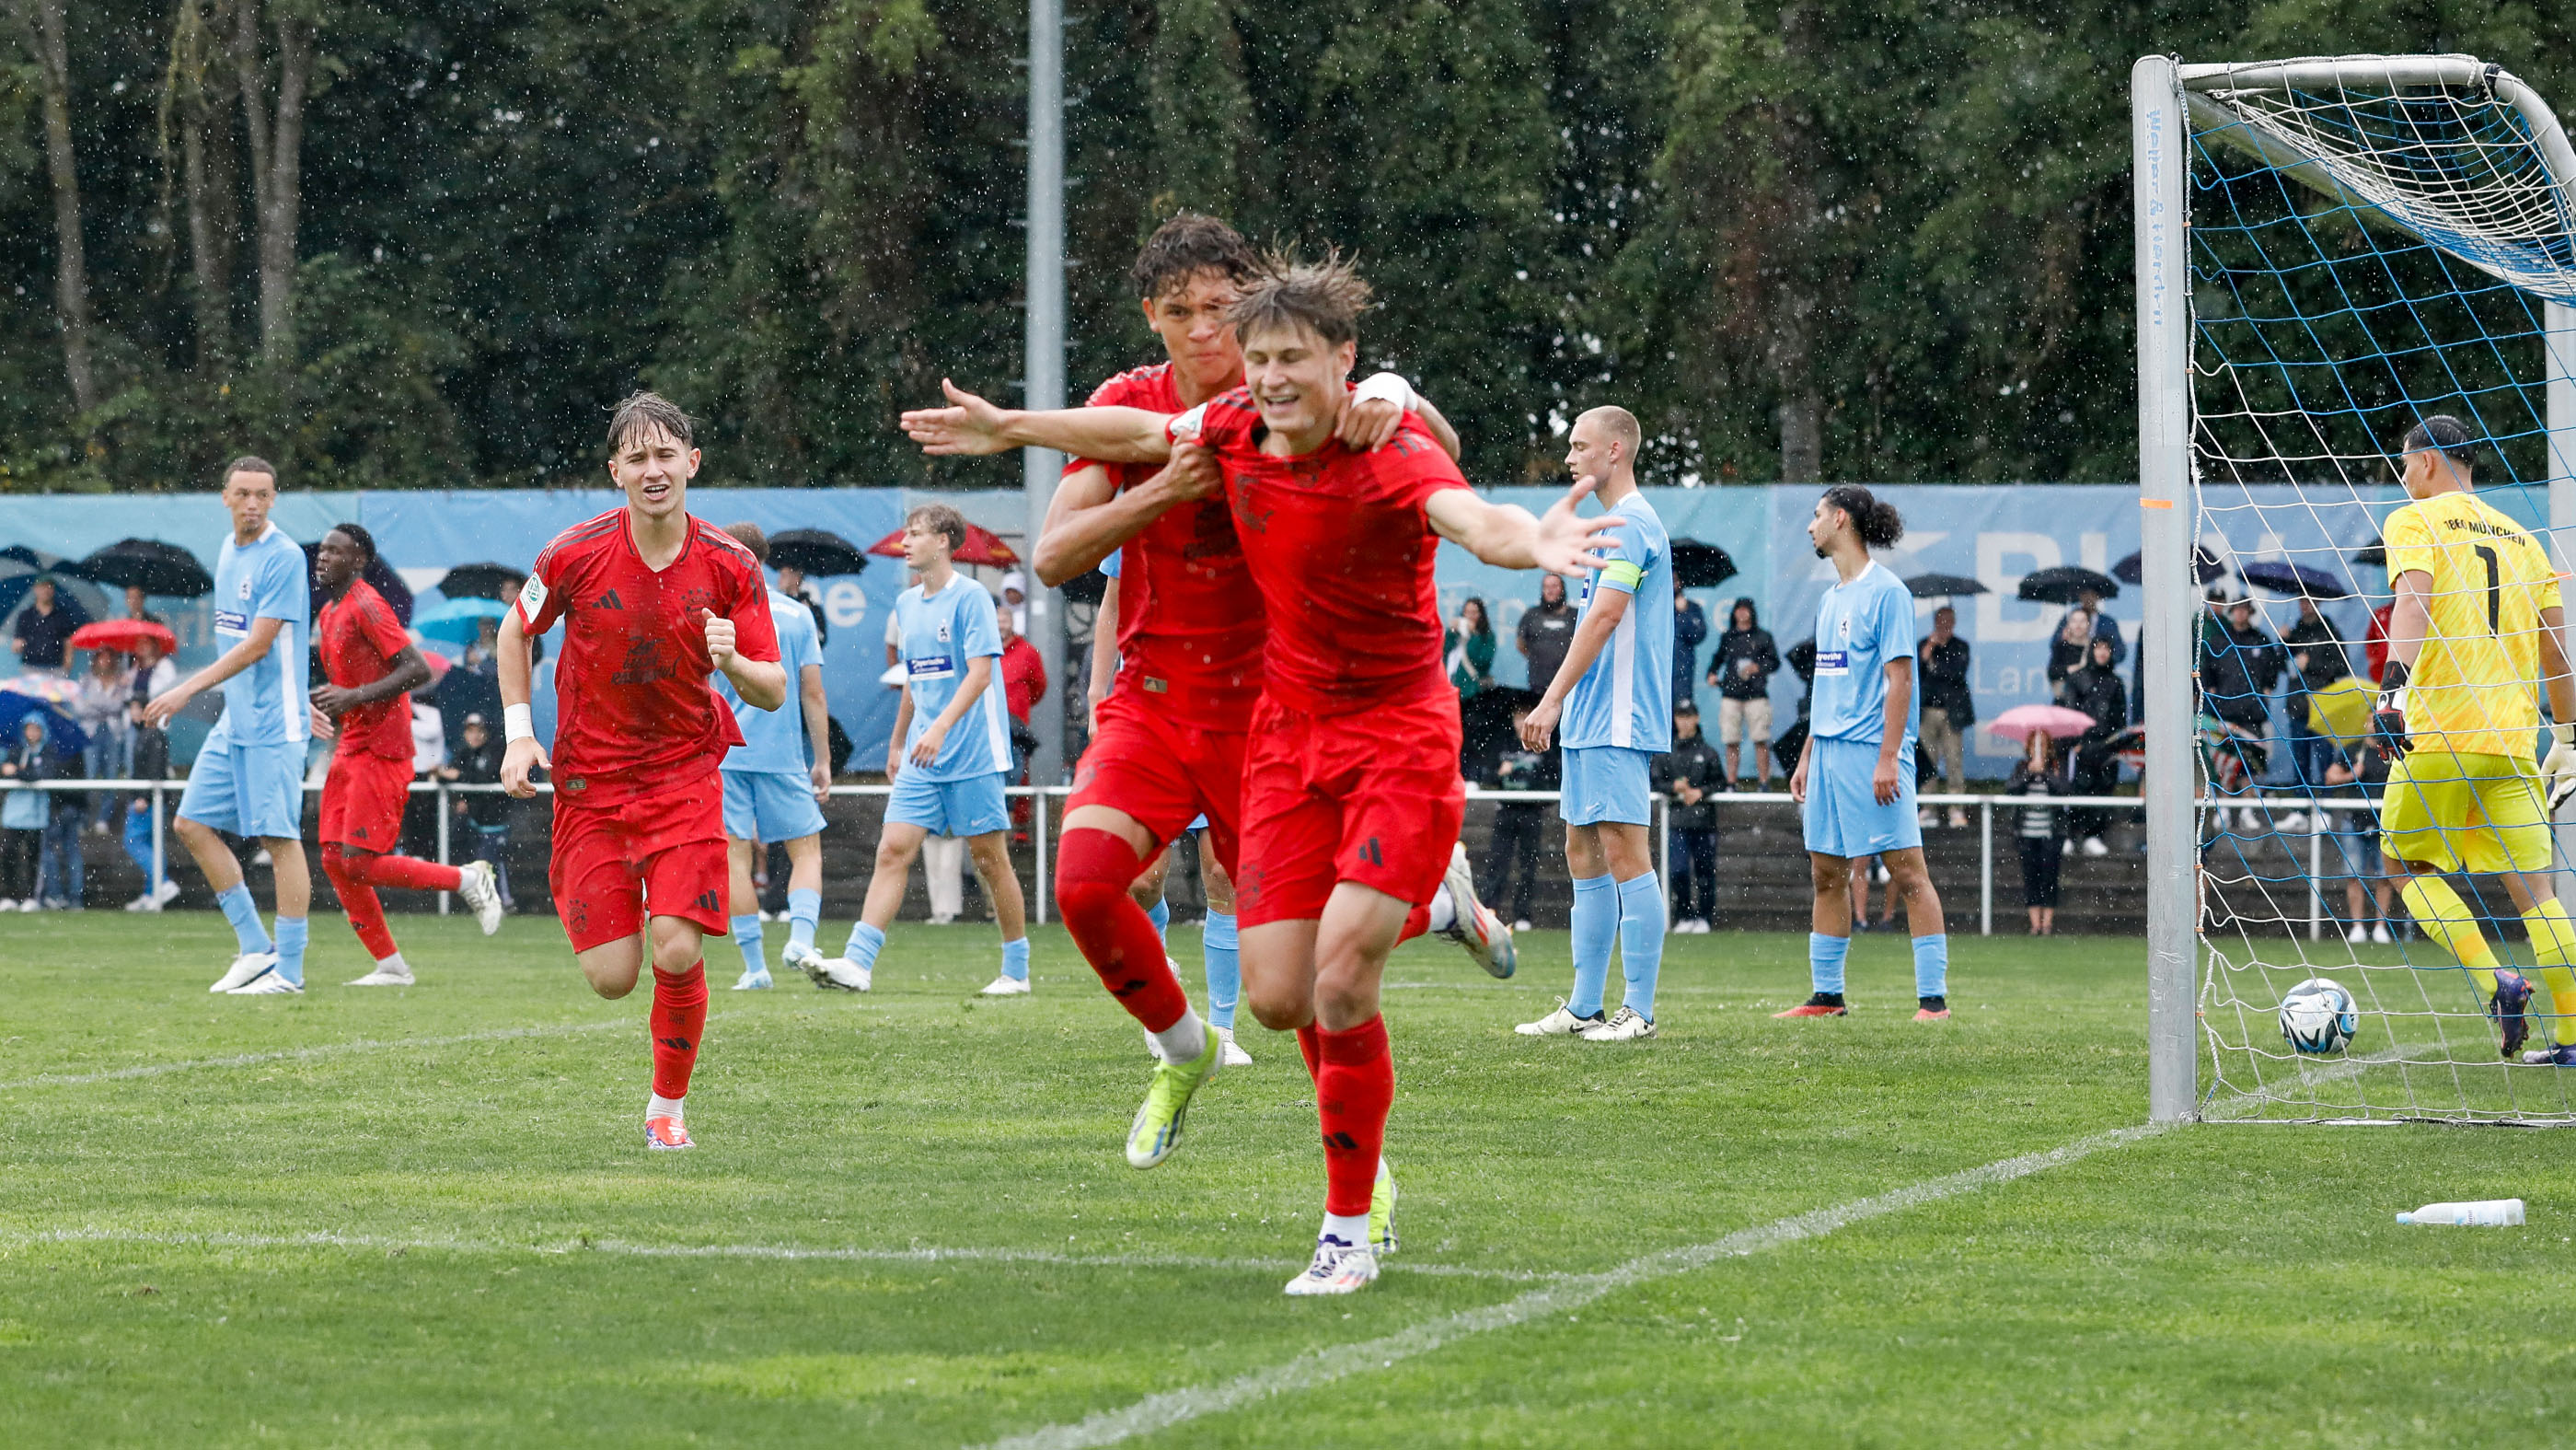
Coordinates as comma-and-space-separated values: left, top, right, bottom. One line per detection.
1370, 1161, 1399, 1256
456, 860, 504, 934
346, 966, 415, 987
1126, 1022, 1222, 1169
1283, 1238, 1380, 1296
803, 954, 872, 992
2492, 969, 2536, 1060
779, 940, 824, 977
1436, 841, 1517, 979
209, 952, 279, 993
645, 1116, 694, 1150
1218, 1026, 1253, 1067
979, 973, 1032, 996
1515, 1000, 1604, 1037
731, 969, 774, 991
227, 973, 304, 995
1773, 992, 1848, 1018
1580, 1005, 1658, 1041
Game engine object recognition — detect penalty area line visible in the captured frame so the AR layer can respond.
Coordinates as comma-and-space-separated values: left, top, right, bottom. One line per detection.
977, 1122, 2171, 1450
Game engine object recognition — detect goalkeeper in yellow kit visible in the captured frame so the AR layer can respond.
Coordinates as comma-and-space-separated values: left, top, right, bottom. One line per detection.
2374, 415, 2576, 1062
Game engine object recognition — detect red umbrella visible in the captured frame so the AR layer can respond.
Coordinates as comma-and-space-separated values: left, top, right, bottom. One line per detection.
1982, 703, 2097, 739
68, 619, 177, 655
867, 524, 1020, 568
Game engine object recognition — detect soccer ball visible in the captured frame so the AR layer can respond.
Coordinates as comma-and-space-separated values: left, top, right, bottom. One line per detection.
2279, 977, 2358, 1056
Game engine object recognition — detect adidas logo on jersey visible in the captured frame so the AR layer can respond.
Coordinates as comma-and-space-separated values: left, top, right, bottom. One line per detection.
597, 589, 625, 610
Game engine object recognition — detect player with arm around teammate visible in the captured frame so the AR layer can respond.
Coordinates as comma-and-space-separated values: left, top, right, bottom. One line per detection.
1777, 486, 1953, 1023
498, 393, 786, 1151
711, 522, 835, 992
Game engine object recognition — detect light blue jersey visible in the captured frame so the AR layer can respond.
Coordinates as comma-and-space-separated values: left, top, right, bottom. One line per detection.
895, 574, 1010, 783
720, 586, 822, 773
1808, 560, 1918, 746
1561, 493, 1672, 753
207, 522, 310, 748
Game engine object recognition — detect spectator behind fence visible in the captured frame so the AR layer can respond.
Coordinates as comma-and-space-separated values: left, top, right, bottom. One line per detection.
2319, 738, 2390, 945
2061, 586, 2124, 666
1518, 572, 1577, 691
2046, 607, 2095, 702
123, 584, 166, 627
2064, 634, 2127, 856
2200, 596, 2284, 833
1652, 702, 1724, 933
121, 637, 179, 910
77, 646, 133, 830
40, 734, 85, 909
2281, 594, 2350, 802
772, 562, 829, 646
0, 715, 54, 908
1481, 703, 1560, 933
1446, 597, 1496, 699
12, 576, 77, 673
1671, 579, 1706, 715
1915, 605, 1972, 828
1707, 597, 1779, 788
440, 713, 515, 911
2007, 731, 2068, 936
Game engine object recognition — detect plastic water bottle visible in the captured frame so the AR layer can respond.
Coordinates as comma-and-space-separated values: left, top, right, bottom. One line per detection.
2396, 1198, 2524, 1225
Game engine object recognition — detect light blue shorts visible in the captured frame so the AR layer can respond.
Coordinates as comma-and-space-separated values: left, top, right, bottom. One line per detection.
887, 770, 1010, 838
178, 738, 305, 841
1802, 735, 1923, 859
1560, 745, 1656, 827
722, 768, 827, 844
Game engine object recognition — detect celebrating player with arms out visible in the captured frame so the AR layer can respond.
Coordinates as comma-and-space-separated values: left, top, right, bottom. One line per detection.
907, 253, 1611, 1293
2368, 415, 2576, 1063
499, 393, 785, 1150
309, 523, 503, 984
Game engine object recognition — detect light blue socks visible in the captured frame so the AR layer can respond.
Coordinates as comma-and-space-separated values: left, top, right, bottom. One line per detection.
1912, 934, 1949, 999
1569, 874, 1616, 1018
1147, 898, 1170, 945
216, 883, 271, 956
272, 916, 307, 987
786, 888, 821, 953
844, 922, 887, 973
1809, 931, 1850, 995
732, 914, 766, 977
1616, 872, 1664, 1022
1001, 935, 1030, 982
1203, 910, 1241, 1030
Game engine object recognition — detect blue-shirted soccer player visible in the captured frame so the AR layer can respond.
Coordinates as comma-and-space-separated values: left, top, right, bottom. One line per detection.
1777, 485, 1951, 1022
713, 523, 834, 991
803, 504, 1029, 992
1514, 406, 1672, 1042
144, 457, 315, 995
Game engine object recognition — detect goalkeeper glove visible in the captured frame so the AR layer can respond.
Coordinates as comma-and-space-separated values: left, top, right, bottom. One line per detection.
2547, 723, 2576, 815
2373, 660, 2412, 761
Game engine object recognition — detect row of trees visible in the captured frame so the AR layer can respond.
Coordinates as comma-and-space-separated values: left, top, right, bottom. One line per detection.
0, 0, 2569, 493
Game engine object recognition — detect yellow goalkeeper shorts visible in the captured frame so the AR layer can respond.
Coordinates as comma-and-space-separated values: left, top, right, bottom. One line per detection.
2380, 750, 2553, 876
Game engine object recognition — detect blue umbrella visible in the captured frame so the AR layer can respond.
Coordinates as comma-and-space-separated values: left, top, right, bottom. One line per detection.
0, 677, 87, 755
412, 596, 510, 645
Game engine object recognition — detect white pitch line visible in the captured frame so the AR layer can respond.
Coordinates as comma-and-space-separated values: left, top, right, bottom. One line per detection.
0, 1018, 636, 1091
4, 1227, 1565, 1283
977, 1122, 2169, 1450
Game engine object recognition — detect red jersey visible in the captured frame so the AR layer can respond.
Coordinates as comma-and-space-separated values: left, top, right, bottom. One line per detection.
1064, 363, 1265, 726
1172, 389, 1466, 716
515, 509, 780, 807
317, 577, 417, 760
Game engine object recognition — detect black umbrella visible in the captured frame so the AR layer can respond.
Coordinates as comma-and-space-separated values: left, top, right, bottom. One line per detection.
303, 539, 415, 624
2112, 546, 2227, 586
768, 528, 869, 577
67, 538, 213, 597
2016, 566, 2120, 605
2239, 560, 2351, 599
2351, 539, 2385, 568
435, 562, 525, 602
0, 543, 67, 574
1905, 572, 1988, 598
1669, 539, 1738, 590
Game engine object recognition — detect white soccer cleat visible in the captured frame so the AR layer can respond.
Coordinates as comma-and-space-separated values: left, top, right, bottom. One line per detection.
1438, 842, 1516, 979
806, 957, 871, 992
1515, 1000, 1602, 1037
2345, 923, 2369, 945
228, 973, 304, 995
979, 973, 1032, 996
780, 940, 825, 977
156, 878, 181, 907
209, 952, 280, 993
346, 967, 415, 987
456, 860, 504, 935
1580, 1005, 1658, 1041
1218, 1026, 1253, 1066
1283, 1239, 1380, 1296
731, 969, 773, 991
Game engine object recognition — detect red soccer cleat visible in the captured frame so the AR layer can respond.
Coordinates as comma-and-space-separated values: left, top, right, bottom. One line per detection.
644, 1116, 694, 1151
1773, 993, 1848, 1018
1915, 995, 1951, 1022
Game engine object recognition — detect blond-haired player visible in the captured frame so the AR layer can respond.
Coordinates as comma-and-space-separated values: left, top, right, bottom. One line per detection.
2373, 414, 2576, 1061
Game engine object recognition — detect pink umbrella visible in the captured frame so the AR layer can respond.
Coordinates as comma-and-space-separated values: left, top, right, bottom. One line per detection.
1983, 703, 2097, 739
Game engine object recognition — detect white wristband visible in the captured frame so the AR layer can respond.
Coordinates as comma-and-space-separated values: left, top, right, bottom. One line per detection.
504, 703, 535, 744
1354, 371, 1415, 412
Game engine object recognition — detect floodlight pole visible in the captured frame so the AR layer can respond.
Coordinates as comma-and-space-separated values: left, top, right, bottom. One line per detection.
1022, 0, 1068, 787
2133, 54, 2200, 1124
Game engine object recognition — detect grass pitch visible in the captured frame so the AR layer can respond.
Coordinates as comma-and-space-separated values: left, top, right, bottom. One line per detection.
5, 913, 2572, 1447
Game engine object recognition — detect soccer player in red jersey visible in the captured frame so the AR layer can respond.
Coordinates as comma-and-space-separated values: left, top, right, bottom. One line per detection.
308, 524, 503, 984
906, 255, 1611, 1293
497, 393, 785, 1152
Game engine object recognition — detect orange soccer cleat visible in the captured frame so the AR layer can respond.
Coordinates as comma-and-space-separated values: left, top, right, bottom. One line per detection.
1773, 993, 1848, 1018
644, 1116, 695, 1151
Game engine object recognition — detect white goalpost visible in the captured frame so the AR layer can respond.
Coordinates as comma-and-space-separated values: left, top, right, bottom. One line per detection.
2134, 53, 2576, 1122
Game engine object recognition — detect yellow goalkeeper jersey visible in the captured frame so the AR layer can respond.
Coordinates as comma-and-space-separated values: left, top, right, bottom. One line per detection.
2381, 487, 2563, 760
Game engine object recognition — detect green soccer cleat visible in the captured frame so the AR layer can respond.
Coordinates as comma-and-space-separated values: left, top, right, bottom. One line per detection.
1125, 1022, 1222, 1169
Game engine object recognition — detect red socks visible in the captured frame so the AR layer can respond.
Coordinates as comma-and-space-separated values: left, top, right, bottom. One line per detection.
320, 845, 398, 958
1055, 828, 1189, 1033
1315, 1015, 1394, 1217
1397, 903, 1431, 944
1296, 1023, 1322, 1082
341, 851, 464, 892
650, 961, 709, 1100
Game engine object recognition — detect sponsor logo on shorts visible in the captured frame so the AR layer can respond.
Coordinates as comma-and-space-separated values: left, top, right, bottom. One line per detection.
564, 778, 586, 794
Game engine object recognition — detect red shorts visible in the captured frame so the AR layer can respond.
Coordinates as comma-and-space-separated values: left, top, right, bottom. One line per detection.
319, 749, 413, 852
549, 775, 730, 952
1069, 690, 1247, 877
1234, 692, 1464, 928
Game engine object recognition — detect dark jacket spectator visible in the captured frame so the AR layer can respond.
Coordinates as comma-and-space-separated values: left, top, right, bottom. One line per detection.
443, 718, 510, 828
1708, 598, 1779, 701
2047, 608, 2098, 700
1652, 719, 1727, 832
1918, 629, 1974, 725
2281, 601, 2351, 693
2199, 600, 2285, 732
1672, 585, 1707, 709
2066, 654, 2127, 746
1517, 574, 1578, 690
12, 578, 79, 671
2059, 592, 2125, 667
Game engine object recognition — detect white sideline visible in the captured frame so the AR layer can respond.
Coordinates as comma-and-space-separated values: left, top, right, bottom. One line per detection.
976, 1122, 2170, 1450
0, 1018, 634, 1091
5, 1227, 1565, 1283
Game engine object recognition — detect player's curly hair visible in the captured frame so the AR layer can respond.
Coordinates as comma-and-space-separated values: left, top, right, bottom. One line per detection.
2400, 412, 2478, 470
1820, 484, 1905, 549
328, 521, 378, 565
1130, 214, 1265, 301
606, 390, 695, 456
906, 503, 967, 553
1227, 249, 1372, 348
